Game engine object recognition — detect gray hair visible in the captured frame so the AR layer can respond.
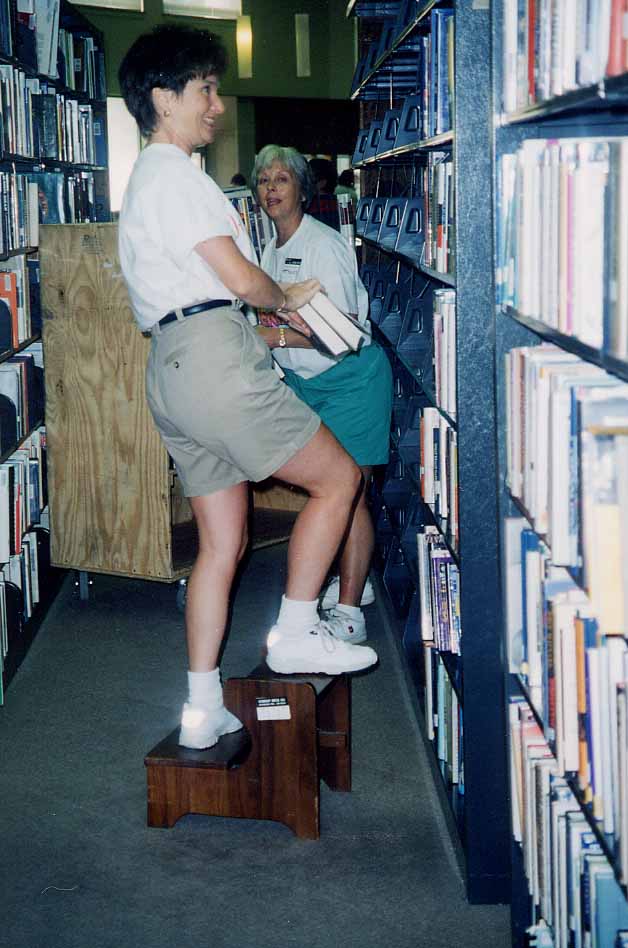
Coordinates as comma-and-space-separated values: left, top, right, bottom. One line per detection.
251, 145, 316, 206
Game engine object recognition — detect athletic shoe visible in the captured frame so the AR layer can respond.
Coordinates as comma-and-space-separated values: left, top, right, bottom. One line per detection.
320, 607, 367, 644
320, 575, 376, 610
266, 620, 377, 675
179, 703, 243, 750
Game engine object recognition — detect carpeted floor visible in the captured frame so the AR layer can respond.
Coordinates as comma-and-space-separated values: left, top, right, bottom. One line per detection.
0, 543, 511, 948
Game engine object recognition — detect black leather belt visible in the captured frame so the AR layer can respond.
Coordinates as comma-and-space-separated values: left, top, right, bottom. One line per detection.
156, 299, 232, 330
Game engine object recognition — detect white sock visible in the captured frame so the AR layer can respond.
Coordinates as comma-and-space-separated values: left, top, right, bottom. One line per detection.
335, 603, 363, 620
275, 595, 319, 637
187, 668, 222, 710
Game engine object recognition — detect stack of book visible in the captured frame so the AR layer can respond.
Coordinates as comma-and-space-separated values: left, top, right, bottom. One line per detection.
420, 404, 458, 546
422, 153, 454, 275
509, 695, 628, 946
296, 291, 371, 358
423, 649, 463, 792
501, 0, 628, 114
504, 343, 628, 600
433, 288, 456, 419
0, 67, 103, 162
417, 524, 461, 654
496, 138, 628, 358
224, 186, 274, 262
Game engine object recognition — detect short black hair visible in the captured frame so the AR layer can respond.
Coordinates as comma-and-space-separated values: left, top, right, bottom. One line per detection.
118, 25, 227, 137
309, 157, 338, 193
338, 169, 354, 188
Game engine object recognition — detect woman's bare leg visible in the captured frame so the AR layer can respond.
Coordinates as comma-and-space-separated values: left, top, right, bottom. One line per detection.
272, 425, 361, 601
186, 481, 249, 671
336, 465, 374, 607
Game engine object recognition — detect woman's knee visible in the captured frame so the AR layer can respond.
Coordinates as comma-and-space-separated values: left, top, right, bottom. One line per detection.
326, 453, 361, 506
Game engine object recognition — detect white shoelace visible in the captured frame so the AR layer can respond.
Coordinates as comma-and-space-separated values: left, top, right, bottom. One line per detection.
311, 620, 340, 652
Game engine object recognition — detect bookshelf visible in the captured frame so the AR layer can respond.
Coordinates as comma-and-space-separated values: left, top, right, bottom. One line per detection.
347, 0, 509, 904
0, 0, 109, 702
491, 4, 628, 946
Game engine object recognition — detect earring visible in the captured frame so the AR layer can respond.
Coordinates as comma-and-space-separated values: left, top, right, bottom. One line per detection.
164, 110, 171, 117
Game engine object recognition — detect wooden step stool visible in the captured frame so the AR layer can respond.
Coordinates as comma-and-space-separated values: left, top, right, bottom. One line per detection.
144, 664, 351, 839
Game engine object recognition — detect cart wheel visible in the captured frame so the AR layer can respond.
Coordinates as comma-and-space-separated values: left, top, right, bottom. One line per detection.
176, 579, 187, 613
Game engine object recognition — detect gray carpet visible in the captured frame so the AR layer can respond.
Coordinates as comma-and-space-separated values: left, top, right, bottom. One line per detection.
0, 544, 511, 948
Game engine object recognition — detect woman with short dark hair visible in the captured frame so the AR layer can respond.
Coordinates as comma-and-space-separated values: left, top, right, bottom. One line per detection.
117, 26, 377, 751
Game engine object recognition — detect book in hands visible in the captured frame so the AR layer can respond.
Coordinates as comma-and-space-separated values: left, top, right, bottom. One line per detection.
297, 292, 370, 358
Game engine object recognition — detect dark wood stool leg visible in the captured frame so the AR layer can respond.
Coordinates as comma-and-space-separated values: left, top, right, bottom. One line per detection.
224, 678, 320, 839
317, 675, 352, 792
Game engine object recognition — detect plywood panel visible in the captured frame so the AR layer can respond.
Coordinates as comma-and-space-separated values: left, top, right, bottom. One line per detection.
41, 223, 173, 579
253, 479, 308, 511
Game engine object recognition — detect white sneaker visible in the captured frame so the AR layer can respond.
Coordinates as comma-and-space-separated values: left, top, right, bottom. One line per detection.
266, 620, 377, 675
179, 703, 243, 750
321, 607, 367, 644
320, 575, 376, 610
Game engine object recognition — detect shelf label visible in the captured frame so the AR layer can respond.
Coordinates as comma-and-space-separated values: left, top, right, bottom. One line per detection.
256, 697, 291, 721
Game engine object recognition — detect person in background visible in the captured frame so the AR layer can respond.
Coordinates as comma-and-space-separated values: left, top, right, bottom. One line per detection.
229, 172, 247, 186
117, 27, 378, 752
253, 145, 393, 644
335, 168, 358, 205
306, 157, 340, 231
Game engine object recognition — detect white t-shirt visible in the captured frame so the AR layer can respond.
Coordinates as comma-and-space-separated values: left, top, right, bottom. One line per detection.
118, 143, 255, 332
260, 214, 370, 379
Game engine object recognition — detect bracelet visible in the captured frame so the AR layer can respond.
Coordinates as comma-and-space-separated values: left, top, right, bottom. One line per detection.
278, 326, 287, 348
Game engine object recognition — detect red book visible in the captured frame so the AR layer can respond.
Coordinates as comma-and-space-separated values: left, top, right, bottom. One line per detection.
607, 0, 624, 75
0, 271, 18, 347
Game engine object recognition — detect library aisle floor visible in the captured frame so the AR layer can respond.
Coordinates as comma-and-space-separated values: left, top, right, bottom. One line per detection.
0, 542, 510, 948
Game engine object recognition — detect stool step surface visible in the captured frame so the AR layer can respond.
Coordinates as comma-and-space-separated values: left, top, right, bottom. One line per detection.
248, 661, 338, 696
145, 727, 252, 770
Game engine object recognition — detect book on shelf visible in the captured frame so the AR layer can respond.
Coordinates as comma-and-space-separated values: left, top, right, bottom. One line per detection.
296, 292, 371, 358
501, 1, 628, 113
224, 186, 274, 262
508, 696, 628, 946
497, 138, 628, 358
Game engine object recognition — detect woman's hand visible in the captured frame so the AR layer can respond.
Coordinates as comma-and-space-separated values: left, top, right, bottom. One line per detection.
281, 310, 312, 336
280, 279, 321, 314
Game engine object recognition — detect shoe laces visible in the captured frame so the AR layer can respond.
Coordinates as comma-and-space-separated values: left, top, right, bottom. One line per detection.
310, 620, 340, 652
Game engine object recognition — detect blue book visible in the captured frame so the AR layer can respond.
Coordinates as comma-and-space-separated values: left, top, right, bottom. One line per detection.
592, 867, 628, 948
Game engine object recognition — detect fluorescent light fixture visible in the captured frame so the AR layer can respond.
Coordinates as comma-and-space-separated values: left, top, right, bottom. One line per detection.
236, 15, 253, 79
295, 13, 311, 78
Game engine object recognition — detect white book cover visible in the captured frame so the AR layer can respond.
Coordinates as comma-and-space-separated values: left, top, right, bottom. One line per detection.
424, 646, 434, 741
0, 465, 10, 565
303, 292, 370, 352
297, 302, 349, 358
504, 517, 526, 673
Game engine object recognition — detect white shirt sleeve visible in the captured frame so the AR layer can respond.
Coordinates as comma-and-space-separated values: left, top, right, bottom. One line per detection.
141, 168, 236, 270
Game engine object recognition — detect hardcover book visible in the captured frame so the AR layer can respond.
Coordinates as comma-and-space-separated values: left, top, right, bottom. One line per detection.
296, 292, 370, 358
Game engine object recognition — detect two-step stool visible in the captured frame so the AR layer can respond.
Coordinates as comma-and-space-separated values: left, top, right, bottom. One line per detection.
144, 664, 351, 839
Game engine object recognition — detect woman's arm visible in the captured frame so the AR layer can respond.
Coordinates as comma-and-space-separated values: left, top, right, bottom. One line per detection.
195, 236, 318, 317
256, 325, 315, 350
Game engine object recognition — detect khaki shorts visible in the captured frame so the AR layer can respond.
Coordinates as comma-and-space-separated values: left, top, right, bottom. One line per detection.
145, 305, 320, 496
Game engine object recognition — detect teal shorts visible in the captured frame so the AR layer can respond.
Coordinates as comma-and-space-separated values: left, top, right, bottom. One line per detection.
283, 342, 393, 466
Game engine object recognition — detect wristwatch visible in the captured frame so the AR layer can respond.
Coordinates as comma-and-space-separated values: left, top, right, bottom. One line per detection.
278, 326, 287, 348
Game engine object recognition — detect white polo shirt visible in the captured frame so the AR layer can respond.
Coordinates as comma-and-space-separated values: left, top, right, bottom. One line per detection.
260, 214, 370, 379
119, 143, 255, 332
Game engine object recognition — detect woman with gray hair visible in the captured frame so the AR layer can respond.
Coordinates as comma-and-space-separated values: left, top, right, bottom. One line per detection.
253, 145, 393, 645
117, 29, 377, 752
